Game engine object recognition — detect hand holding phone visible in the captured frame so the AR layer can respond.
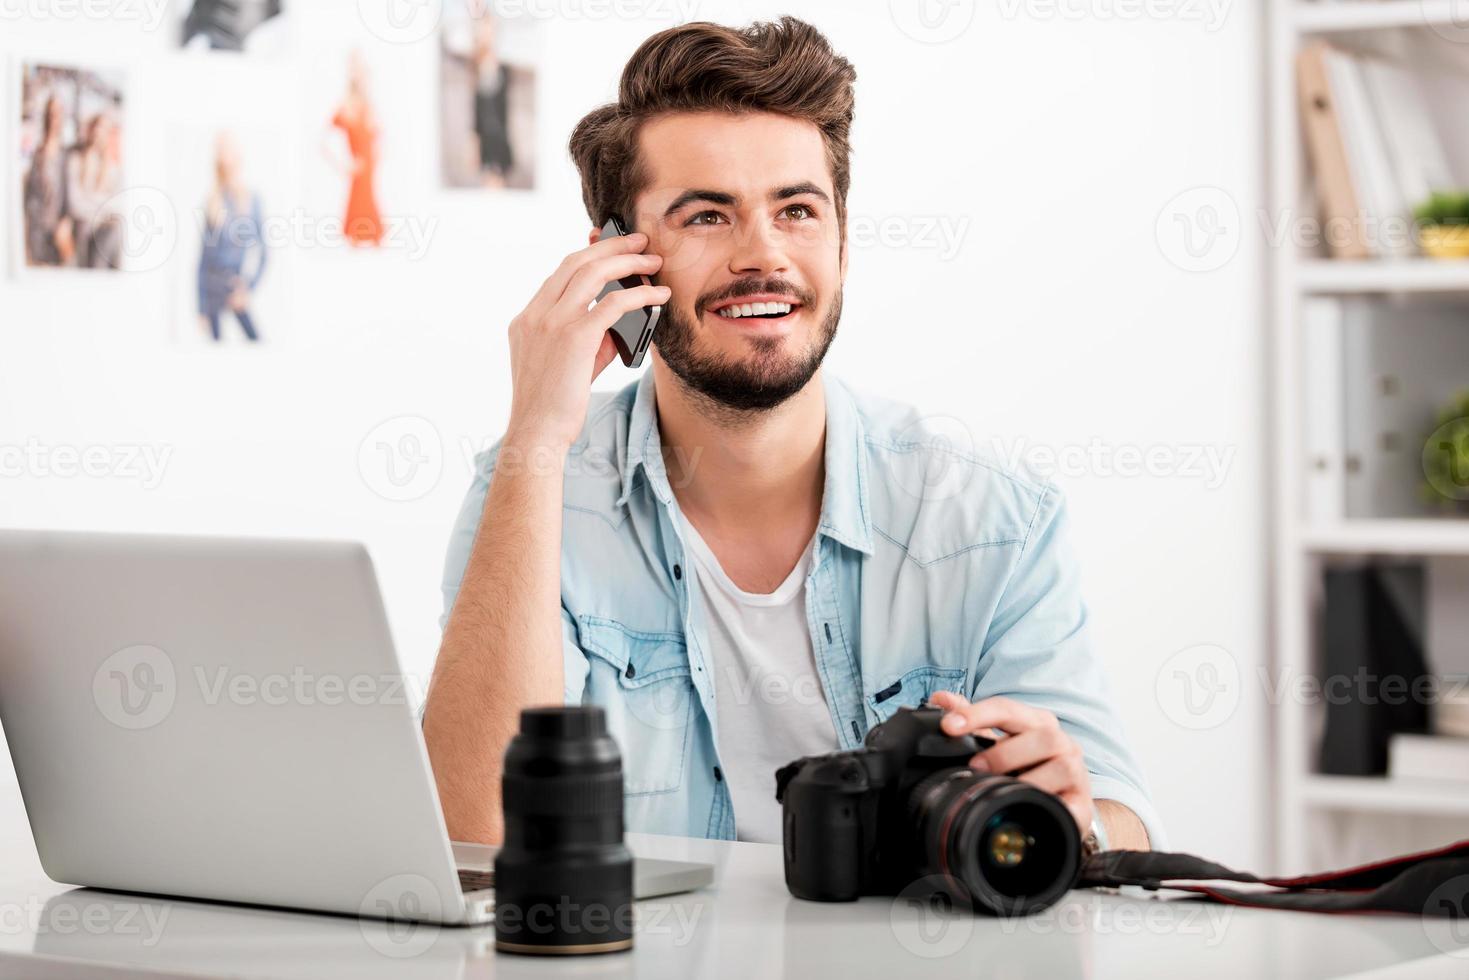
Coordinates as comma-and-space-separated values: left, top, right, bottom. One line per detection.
594, 216, 663, 369
501, 224, 668, 452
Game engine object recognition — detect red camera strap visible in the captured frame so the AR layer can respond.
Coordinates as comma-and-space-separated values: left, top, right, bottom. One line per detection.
1080, 839, 1469, 915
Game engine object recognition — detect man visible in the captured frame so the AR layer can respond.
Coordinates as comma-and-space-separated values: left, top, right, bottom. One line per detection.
423, 17, 1161, 851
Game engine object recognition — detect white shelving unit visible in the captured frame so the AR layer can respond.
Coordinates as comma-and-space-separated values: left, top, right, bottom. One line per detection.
1299, 259, 1469, 294
1293, 0, 1469, 32
1269, 2, 1469, 868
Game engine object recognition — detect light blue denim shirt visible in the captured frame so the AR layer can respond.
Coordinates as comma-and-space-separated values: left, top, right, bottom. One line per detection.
438, 370, 1165, 847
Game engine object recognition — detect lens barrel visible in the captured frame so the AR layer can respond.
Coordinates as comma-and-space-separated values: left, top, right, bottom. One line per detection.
494, 706, 634, 955
909, 768, 1080, 915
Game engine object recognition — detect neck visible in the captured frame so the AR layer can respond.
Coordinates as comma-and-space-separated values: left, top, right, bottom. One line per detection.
652, 358, 826, 538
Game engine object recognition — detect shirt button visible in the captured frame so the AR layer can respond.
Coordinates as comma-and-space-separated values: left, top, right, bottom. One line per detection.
713, 766, 724, 782
673, 564, 683, 580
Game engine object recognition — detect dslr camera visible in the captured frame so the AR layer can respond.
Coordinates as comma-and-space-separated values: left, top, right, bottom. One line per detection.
775, 705, 1081, 915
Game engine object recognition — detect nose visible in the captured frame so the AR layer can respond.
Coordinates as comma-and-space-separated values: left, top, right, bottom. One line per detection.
728, 216, 790, 278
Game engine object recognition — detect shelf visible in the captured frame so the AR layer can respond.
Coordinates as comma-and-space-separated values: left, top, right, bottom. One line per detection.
1298, 259, 1469, 295
1301, 774, 1469, 816
1301, 519, 1469, 555
1295, 0, 1469, 33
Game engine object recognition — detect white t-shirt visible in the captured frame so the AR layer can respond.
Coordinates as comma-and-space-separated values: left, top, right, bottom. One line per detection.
675, 512, 840, 843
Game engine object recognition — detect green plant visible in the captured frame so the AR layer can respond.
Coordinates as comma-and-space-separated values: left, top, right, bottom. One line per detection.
1422, 388, 1469, 510
1413, 190, 1469, 228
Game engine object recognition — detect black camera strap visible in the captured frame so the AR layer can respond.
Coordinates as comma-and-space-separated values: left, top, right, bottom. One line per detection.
1080, 838, 1469, 915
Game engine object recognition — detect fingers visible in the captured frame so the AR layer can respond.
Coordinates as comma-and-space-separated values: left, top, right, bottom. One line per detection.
969, 726, 1075, 776
1016, 760, 1093, 831
569, 282, 670, 340
928, 691, 967, 713
928, 691, 1092, 830
590, 332, 619, 384
547, 250, 665, 324
528, 231, 655, 319
941, 695, 1057, 738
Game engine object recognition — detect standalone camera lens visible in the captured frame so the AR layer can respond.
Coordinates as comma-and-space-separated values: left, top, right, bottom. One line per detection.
494, 706, 633, 955
909, 769, 1080, 914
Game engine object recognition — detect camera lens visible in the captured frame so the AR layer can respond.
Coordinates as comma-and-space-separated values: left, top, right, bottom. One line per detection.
908, 768, 1080, 914
494, 706, 634, 955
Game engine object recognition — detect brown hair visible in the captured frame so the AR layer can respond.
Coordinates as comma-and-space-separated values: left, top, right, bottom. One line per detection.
568, 17, 857, 240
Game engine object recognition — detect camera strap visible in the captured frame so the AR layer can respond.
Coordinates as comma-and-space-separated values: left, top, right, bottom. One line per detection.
1080, 838, 1469, 915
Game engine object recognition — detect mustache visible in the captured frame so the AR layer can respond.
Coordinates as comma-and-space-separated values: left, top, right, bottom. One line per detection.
697, 277, 815, 313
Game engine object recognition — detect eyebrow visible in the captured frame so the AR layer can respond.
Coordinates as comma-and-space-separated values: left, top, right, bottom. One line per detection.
661, 181, 832, 218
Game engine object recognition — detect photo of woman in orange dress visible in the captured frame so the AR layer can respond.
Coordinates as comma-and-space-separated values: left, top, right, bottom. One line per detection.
324, 49, 382, 247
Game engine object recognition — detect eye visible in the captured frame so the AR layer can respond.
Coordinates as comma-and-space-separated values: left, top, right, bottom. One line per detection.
781, 204, 816, 221
685, 211, 728, 227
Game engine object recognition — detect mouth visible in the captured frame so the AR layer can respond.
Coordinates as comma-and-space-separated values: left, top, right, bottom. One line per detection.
705, 295, 804, 327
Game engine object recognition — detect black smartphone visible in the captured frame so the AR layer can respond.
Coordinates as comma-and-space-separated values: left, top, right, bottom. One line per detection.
595, 215, 663, 369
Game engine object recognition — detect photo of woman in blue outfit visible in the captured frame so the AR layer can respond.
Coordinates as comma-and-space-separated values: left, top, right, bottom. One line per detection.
197, 132, 267, 343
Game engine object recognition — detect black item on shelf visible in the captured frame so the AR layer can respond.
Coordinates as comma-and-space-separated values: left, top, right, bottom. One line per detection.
1318, 563, 1432, 776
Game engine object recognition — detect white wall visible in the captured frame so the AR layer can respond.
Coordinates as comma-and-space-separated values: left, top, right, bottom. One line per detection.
0, 0, 1266, 874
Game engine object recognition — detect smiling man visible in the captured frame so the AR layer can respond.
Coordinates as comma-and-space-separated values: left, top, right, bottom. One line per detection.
423, 17, 1162, 851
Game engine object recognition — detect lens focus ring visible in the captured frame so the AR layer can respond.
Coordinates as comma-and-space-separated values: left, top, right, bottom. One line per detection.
502, 773, 623, 817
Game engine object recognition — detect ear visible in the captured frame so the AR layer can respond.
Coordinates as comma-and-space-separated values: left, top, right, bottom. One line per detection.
588, 225, 601, 246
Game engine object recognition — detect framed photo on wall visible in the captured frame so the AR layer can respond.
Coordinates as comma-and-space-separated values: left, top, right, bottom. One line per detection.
12, 61, 127, 277
439, 0, 538, 191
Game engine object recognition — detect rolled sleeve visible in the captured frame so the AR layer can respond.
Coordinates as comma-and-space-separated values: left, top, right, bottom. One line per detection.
972, 485, 1166, 849
435, 449, 590, 710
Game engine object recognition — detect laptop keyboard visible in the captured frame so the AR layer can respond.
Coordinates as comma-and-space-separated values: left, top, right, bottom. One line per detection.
457, 869, 495, 893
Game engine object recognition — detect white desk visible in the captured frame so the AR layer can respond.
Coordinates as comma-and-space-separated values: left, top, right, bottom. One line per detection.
0, 833, 1463, 979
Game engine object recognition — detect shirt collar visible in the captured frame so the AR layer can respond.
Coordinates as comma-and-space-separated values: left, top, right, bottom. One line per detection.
620, 369, 874, 556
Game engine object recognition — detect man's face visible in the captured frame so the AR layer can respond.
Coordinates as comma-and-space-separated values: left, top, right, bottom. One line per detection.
629, 111, 847, 413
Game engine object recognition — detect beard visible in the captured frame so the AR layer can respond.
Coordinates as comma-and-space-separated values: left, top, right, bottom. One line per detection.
653, 282, 842, 415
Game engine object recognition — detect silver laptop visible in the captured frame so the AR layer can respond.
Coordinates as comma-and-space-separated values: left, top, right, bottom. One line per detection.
0, 529, 712, 926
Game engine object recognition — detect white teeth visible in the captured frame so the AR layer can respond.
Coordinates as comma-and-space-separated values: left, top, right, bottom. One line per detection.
716, 301, 794, 319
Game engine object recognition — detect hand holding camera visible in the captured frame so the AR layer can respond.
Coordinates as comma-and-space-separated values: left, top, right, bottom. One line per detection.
776, 705, 1083, 915
928, 690, 1095, 836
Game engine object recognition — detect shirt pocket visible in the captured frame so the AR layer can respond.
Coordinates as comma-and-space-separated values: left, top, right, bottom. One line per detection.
865, 665, 968, 725
578, 616, 695, 797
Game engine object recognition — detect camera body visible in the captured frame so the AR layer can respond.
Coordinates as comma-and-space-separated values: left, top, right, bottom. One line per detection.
775, 705, 1080, 914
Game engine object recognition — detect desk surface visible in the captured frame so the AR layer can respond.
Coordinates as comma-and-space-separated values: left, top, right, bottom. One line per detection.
0, 833, 1462, 980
